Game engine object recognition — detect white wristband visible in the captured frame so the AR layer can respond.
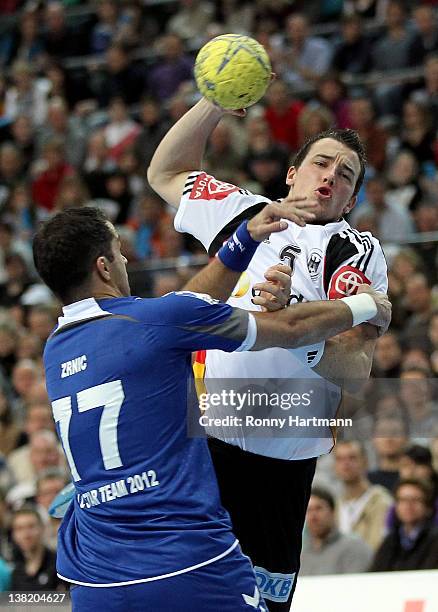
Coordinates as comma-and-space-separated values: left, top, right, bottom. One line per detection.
340, 294, 377, 327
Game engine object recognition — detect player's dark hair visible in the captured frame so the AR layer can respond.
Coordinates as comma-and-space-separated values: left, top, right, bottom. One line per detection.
311, 486, 335, 511
33, 207, 114, 303
292, 128, 366, 195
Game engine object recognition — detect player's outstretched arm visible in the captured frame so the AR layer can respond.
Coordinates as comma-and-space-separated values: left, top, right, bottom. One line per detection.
183, 201, 315, 301
251, 286, 391, 350
147, 99, 225, 208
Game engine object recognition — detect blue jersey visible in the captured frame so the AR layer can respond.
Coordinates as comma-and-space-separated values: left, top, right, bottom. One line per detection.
43, 292, 254, 586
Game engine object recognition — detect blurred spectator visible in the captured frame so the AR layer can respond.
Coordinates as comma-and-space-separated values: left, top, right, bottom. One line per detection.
243, 116, 289, 199
399, 445, 437, 484
429, 311, 438, 375
372, 332, 403, 378
412, 203, 438, 285
0, 389, 20, 456
214, 0, 255, 34
331, 14, 372, 75
276, 13, 333, 87
0, 320, 18, 379
148, 34, 194, 102
102, 170, 133, 225
370, 478, 438, 571
371, 0, 421, 115
27, 305, 57, 344
4, 60, 48, 126
263, 79, 304, 153
400, 273, 433, 349
343, 0, 387, 20
82, 129, 116, 199
204, 121, 243, 184
10, 507, 60, 590
8, 429, 64, 489
0, 9, 45, 69
351, 174, 414, 242
42, 1, 88, 59
104, 97, 141, 163
412, 54, 438, 131
53, 175, 89, 212
301, 487, 372, 575
91, 0, 121, 55
91, 44, 145, 107
334, 440, 393, 550
297, 104, 335, 148
134, 98, 169, 169
128, 190, 168, 259
0, 142, 25, 208
36, 97, 87, 168
412, 5, 438, 63
386, 150, 423, 213
314, 74, 351, 129
368, 415, 408, 492
400, 367, 438, 442
9, 115, 35, 171
399, 99, 436, 165
0, 252, 37, 308
348, 97, 388, 172
35, 469, 67, 550
31, 137, 74, 212
167, 0, 214, 46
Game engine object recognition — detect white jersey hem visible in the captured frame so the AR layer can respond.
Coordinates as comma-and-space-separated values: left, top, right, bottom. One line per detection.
57, 538, 239, 587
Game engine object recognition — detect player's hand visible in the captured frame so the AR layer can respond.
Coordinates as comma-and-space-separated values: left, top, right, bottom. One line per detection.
247, 198, 317, 242
252, 264, 292, 311
357, 284, 392, 335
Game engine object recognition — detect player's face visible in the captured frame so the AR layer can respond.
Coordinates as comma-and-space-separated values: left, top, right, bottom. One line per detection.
286, 138, 361, 223
107, 223, 131, 297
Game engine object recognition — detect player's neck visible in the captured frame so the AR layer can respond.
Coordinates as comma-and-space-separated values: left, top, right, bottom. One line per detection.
64, 285, 122, 305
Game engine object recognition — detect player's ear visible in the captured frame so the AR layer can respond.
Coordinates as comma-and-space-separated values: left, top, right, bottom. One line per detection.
343, 195, 357, 215
286, 166, 296, 186
96, 256, 111, 281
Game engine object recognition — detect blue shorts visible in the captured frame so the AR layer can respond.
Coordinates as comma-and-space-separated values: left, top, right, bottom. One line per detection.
70, 544, 266, 611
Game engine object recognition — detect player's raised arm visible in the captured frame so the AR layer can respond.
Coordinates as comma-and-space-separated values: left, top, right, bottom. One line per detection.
147, 99, 225, 208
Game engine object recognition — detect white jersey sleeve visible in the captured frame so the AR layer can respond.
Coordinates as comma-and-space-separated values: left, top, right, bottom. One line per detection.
324, 227, 388, 299
174, 171, 270, 252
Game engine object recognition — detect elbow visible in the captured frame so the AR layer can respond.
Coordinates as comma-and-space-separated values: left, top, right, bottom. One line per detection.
146, 165, 158, 190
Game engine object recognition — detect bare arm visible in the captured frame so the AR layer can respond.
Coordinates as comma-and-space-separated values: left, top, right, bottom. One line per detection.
252, 287, 390, 350
313, 324, 378, 392
147, 99, 224, 208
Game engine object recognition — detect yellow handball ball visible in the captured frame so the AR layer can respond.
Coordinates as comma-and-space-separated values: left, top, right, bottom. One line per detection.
194, 34, 272, 110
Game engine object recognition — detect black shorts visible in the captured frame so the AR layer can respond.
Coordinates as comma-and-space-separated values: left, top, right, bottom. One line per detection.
208, 437, 317, 612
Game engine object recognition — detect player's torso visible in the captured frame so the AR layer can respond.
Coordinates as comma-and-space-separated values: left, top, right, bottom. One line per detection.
204, 223, 346, 460
44, 299, 235, 584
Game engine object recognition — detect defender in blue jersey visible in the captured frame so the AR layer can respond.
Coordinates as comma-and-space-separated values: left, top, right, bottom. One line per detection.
33, 207, 390, 611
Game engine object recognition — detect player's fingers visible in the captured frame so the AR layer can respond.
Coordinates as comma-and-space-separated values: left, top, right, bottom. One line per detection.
264, 264, 292, 278
261, 220, 289, 234
263, 269, 291, 286
253, 282, 285, 302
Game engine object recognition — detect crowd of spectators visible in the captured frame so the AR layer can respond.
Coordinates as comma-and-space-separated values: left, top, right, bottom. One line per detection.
0, 0, 438, 588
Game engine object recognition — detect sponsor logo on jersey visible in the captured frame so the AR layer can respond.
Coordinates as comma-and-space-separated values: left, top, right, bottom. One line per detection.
328, 265, 371, 299
254, 566, 295, 603
189, 172, 242, 201
307, 248, 323, 280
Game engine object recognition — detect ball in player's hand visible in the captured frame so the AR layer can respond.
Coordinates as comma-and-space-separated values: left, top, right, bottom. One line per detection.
194, 34, 272, 111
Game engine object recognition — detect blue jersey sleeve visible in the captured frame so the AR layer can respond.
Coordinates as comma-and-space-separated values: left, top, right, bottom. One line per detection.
156, 291, 253, 352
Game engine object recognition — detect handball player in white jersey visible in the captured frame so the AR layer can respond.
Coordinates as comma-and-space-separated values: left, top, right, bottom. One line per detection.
148, 100, 388, 611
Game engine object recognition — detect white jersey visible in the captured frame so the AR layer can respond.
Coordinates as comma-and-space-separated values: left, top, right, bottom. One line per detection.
175, 172, 388, 460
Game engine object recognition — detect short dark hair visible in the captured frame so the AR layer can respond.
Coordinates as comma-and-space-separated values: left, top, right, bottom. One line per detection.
311, 486, 335, 511
292, 128, 366, 196
33, 207, 114, 302
402, 444, 433, 466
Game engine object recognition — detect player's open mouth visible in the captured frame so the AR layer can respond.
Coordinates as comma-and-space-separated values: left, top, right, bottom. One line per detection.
315, 187, 332, 199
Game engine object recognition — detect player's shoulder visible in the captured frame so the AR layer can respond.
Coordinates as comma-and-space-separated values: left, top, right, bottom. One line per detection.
338, 220, 383, 250
183, 170, 254, 201
121, 292, 230, 326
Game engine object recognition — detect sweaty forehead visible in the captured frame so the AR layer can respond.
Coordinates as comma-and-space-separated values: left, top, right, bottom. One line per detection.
306, 138, 361, 174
